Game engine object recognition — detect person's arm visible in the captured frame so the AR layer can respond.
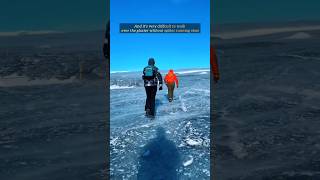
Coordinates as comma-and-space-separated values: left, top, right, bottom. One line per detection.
175, 76, 179, 88
164, 75, 167, 84
156, 69, 163, 90
154, 67, 163, 85
211, 47, 220, 83
142, 68, 146, 80
157, 72, 163, 85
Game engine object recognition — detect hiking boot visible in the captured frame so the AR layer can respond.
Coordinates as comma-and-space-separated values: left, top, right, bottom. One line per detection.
145, 109, 151, 116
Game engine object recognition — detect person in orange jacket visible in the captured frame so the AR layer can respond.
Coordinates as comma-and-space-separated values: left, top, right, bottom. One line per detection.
211, 47, 220, 83
164, 69, 179, 102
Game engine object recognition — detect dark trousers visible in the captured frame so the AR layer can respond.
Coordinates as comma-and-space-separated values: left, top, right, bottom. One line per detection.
166, 83, 175, 101
145, 86, 157, 115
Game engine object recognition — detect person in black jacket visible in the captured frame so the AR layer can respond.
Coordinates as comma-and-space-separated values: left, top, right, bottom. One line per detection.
142, 58, 163, 117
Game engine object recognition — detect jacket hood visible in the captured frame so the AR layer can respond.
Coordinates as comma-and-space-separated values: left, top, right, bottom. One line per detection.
148, 58, 155, 65
168, 69, 174, 74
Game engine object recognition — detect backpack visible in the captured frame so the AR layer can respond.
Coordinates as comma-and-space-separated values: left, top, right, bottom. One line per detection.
144, 65, 155, 78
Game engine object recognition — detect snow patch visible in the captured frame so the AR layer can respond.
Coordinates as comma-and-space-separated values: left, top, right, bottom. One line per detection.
203, 169, 210, 176
110, 85, 135, 90
176, 69, 210, 75
110, 71, 130, 74
186, 138, 203, 146
285, 32, 312, 39
183, 156, 194, 167
199, 72, 208, 75
110, 137, 119, 146
179, 96, 188, 112
192, 88, 210, 94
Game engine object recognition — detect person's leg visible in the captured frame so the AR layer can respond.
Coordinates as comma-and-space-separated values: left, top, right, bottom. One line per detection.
172, 84, 175, 99
145, 87, 148, 111
150, 86, 157, 116
168, 83, 174, 101
166, 84, 170, 100
145, 87, 151, 113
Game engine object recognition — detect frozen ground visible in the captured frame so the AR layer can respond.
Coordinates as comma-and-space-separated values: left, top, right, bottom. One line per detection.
110, 70, 210, 179
0, 81, 108, 180
0, 31, 109, 180
214, 27, 320, 179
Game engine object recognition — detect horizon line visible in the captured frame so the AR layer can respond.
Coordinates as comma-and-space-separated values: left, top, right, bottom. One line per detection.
111, 67, 210, 74
0, 29, 106, 37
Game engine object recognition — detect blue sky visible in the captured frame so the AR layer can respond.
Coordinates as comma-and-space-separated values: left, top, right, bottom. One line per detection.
110, 0, 210, 71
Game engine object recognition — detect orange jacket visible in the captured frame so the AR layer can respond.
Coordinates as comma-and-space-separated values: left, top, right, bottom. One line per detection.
165, 69, 179, 87
210, 47, 220, 82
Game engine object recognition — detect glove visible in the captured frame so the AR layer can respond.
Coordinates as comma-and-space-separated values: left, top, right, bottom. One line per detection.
159, 86, 163, 91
